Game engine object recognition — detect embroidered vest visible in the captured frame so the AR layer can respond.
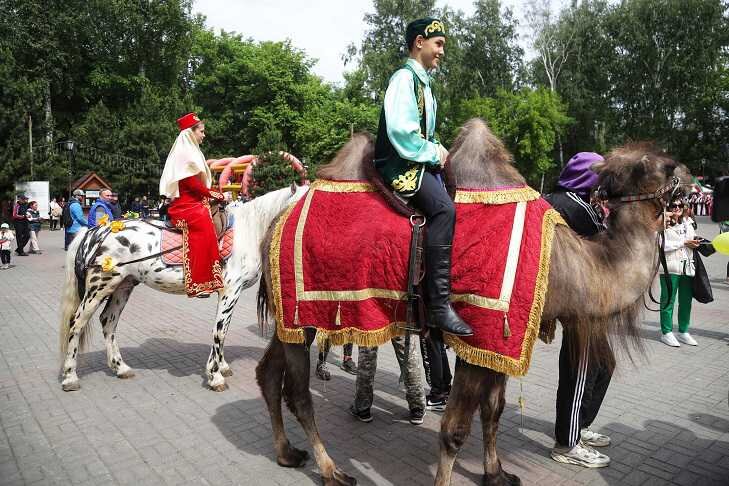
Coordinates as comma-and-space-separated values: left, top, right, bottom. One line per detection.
374, 64, 431, 197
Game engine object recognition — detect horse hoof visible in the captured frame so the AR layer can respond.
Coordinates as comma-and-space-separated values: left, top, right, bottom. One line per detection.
483, 470, 521, 486
221, 368, 233, 377
276, 446, 309, 468
323, 469, 357, 486
62, 382, 80, 392
211, 383, 228, 392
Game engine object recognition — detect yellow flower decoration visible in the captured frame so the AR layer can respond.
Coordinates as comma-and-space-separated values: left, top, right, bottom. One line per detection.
110, 220, 125, 233
392, 167, 419, 192
97, 214, 109, 227
101, 255, 115, 273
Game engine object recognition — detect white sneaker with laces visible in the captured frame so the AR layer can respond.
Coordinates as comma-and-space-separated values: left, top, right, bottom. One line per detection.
551, 442, 610, 468
677, 332, 697, 346
660, 332, 680, 347
580, 428, 611, 447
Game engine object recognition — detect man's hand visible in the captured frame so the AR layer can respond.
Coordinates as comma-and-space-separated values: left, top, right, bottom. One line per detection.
437, 144, 449, 168
685, 239, 700, 249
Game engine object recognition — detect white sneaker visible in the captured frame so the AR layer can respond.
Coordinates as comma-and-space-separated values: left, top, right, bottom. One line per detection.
660, 332, 680, 347
551, 442, 610, 468
580, 428, 611, 447
677, 332, 697, 346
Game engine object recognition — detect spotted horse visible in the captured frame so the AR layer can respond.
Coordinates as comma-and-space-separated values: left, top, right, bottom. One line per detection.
59, 183, 308, 392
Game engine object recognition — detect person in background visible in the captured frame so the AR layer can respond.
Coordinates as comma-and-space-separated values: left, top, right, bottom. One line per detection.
87, 189, 115, 226
0, 223, 15, 269
315, 341, 357, 380
109, 193, 122, 220
26, 200, 42, 254
158, 195, 169, 221
58, 198, 66, 229
545, 152, 612, 469
12, 194, 30, 256
49, 197, 62, 230
141, 195, 150, 218
659, 196, 700, 347
65, 189, 88, 250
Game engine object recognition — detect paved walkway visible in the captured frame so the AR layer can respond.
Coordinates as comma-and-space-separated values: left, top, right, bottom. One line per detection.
1, 219, 728, 486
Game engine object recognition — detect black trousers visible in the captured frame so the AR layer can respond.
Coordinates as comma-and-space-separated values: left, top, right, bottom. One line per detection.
1, 250, 10, 264
13, 221, 29, 253
555, 329, 613, 448
425, 328, 452, 397
411, 171, 455, 247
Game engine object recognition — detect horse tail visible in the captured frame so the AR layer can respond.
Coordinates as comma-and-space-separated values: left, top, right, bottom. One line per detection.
257, 280, 270, 335
59, 228, 92, 364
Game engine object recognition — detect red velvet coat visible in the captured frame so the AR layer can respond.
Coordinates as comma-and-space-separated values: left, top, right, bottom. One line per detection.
167, 176, 225, 296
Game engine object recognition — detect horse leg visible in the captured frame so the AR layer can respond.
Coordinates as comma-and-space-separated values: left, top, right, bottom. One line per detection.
99, 279, 136, 379
61, 277, 122, 391
207, 280, 243, 382
480, 370, 520, 486
282, 335, 356, 486
434, 360, 486, 486
255, 334, 309, 468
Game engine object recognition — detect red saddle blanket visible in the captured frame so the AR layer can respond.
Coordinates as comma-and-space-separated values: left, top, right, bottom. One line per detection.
271, 180, 565, 376
161, 227, 235, 266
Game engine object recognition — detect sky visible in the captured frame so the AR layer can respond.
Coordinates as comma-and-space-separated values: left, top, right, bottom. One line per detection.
193, 0, 567, 84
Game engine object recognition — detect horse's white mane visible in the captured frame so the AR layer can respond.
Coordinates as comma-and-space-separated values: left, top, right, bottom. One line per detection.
227, 185, 308, 266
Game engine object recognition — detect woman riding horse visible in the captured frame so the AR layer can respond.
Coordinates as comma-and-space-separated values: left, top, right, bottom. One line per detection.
159, 113, 226, 297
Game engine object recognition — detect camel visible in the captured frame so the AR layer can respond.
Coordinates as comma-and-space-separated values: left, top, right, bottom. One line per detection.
254, 119, 684, 485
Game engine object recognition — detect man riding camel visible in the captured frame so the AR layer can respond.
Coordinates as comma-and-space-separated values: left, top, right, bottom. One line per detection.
374, 17, 472, 337
159, 113, 225, 297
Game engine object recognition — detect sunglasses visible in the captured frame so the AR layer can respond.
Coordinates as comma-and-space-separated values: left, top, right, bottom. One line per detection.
669, 204, 684, 209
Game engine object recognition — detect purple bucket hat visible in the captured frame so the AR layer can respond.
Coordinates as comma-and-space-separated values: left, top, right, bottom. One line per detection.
557, 152, 604, 195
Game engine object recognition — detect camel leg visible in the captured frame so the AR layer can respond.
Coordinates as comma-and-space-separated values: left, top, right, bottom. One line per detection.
255, 334, 310, 468
61, 276, 122, 391
282, 336, 356, 486
480, 370, 520, 486
435, 360, 486, 486
99, 279, 136, 379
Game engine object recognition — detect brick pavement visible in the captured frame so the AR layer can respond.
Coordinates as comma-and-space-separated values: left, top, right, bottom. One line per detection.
0, 219, 728, 485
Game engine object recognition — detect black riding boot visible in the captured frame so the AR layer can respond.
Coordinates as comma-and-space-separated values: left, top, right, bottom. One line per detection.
425, 245, 473, 336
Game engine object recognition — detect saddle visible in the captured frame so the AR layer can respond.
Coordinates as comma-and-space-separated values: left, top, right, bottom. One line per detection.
160, 202, 234, 266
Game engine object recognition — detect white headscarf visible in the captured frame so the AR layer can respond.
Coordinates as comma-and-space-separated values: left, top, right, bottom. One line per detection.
159, 128, 212, 198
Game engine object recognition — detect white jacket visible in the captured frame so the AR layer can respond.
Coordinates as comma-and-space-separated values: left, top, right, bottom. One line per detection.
662, 218, 696, 276
0, 229, 15, 251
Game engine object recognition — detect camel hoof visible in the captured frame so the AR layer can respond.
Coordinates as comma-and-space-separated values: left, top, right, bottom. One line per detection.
276, 446, 309, 468
323, 469, 357, 486
211, 383, 228, 392
117, 370, 135, 379
483, 470, 521, 486
62, 382, 80, 392
221, 368, 233, 377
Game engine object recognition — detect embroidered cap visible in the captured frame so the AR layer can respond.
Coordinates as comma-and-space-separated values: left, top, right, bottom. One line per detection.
406, 17, 446, 50
176, 112, 202, 131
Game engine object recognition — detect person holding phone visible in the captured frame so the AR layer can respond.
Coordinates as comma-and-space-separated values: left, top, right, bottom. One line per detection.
659, 196, 700, 347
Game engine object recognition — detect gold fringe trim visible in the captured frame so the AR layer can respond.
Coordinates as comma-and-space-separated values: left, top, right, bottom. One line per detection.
315, 323, 405, 348
445, 208, 566, 376
454, 187, 540, 205
310, 179, 376, 193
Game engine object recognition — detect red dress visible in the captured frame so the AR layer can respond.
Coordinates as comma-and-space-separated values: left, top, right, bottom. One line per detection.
168, 176, 225, 296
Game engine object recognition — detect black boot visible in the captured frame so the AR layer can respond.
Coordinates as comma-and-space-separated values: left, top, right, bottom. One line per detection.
424, 245, 473, 336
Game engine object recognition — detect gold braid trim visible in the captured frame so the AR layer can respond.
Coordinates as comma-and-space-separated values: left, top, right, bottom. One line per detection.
454, 187, 540, 205
445, 208, 566, 376
310, 180, 376, 193
270, 203, 300, 341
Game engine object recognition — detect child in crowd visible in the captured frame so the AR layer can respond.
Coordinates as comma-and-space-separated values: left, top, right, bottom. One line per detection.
0, 223, 15, 269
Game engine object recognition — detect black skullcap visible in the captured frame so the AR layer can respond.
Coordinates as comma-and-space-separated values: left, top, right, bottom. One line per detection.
405, 17, 446, 50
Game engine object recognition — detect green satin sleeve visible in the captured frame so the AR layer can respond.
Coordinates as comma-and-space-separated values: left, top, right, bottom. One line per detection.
383, 70, 440, 166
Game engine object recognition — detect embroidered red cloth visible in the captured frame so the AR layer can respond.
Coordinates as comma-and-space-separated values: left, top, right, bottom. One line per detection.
271, 180, 565, 376
161, 227, 234, 266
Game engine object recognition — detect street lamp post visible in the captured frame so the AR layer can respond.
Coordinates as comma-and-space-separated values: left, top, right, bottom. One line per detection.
65, 140, 75, 197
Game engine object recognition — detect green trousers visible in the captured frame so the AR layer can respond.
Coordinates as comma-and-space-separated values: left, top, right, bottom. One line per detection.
659, 274, 693, 334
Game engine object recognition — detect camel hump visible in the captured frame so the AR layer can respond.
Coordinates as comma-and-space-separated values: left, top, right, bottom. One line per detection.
316, 133, 416, 217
